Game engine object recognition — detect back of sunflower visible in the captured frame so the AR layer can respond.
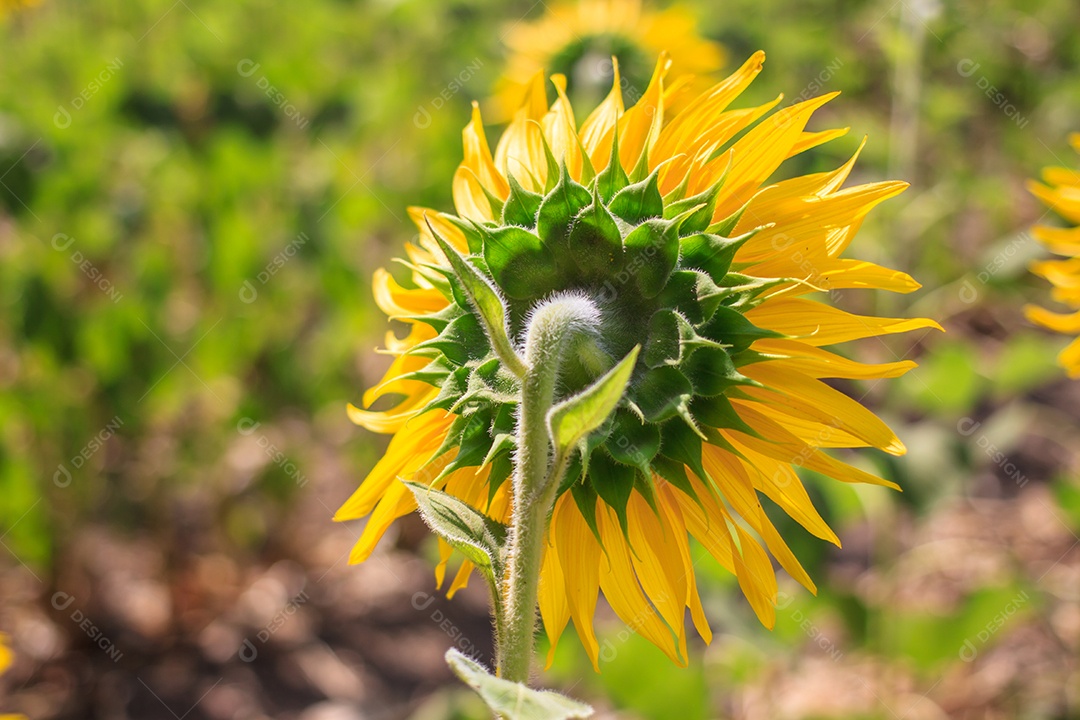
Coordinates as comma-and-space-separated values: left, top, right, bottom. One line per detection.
336, 6, 939, 717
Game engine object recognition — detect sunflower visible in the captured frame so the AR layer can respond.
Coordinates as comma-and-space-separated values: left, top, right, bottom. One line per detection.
491, 0, 724, 121
337, 52, 940, 670
0, 634, 26, 720
1025, 133, 1080, 377
0, 0, 39, 17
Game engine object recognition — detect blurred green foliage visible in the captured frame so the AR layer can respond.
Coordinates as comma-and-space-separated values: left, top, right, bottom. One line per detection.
2, 0, 1080, 718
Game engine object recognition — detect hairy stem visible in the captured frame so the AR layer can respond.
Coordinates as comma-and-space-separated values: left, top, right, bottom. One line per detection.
497, 295, 600, 683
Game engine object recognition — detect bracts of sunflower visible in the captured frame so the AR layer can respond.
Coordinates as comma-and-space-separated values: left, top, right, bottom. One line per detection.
1026, 133, 1080, 377
337, 51, 940, 708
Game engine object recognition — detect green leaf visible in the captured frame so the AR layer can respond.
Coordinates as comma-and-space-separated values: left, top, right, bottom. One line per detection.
622, 217, 681, 298
503, 173, 544, 228
679, 227, 761, 283
664, 181, 721, 234
683, 346, 750, 396
446, 649, 594, 720
596, 131, 629, 202
634, 366, 693, 422
428, 220, 527, 377
568, 186, 624, 279
410, 313, 487, 365
609, 170, 663, 224
404, 482, 508, 576
698, 305, 782, 352
706, 198, 753, 237
480, 224, 561, 301
607, 409, 661, 475
588, 449, 635, 534
548, 346, 640, 452
538, 164, 591, 247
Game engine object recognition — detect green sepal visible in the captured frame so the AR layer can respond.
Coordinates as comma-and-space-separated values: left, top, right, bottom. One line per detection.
423, 366, 471, 412
682, 346, 750, 397
643, 309, 723, 368
633, 469, 661, 516
395, 356, 456, 386
485, 452, 514, 506
622, 217, 681, 298
568, 184, 624, 279
405, 303, 465, 334
587, 448, 634, 535
392, 258, 454, 299
445, 649, 594, 720
595, 131, 629, 202
568, 470, 603, 543
650, 454, 703, 507
428, 219, 526, 376
608, 169, 663, 225
450, 362, 519, 413
698, 305, 783, 352
537, 163, 591, 248
633, 365, 694, 422
690, 394, 760, 437
607, 408, 661, 475
410, 313, 487, 365
658, 417, 710, 492
502, 173, 544, 228
705, 198, 753, 238
679, 227, 761, 284
664, 181, 721, 234
534, 126, 563, 194
657, 269, 727, 324
432, 408, 496, 482
439, 213, 486, 255
479, 224, 560, 300
405, 484, 507, 578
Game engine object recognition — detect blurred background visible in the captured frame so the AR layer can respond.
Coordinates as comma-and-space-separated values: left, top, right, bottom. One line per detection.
1, 0, 1079, 718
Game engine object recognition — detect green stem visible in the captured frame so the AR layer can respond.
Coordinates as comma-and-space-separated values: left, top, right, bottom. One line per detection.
497, 296, 600, 683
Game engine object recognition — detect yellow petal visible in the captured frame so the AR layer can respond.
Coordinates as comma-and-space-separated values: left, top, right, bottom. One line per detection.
740, 363, 906, 454
626, 491, 689, 661
746, 297, 942, 346
597, 503, 684, 666
553, 495, 602, 670
539, 532, 570, 670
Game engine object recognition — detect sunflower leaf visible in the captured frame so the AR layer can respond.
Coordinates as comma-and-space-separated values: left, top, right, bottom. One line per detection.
446, 649, 593, 720
403, 482, 507, 577
548, 345, 639, 452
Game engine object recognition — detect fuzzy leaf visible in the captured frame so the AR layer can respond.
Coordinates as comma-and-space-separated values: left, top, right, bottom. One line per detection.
446, 649, 593, 720
404, 482, 507, 576
503, 174, 544, 228
568, 187, 624, 279
634, 365, 694, 422
596, 131, 629, 202
609, 170, 663, 225
538, 164, 591, 247
480, 224, 561, 301
429, 223, 526, 376
607, 409, 661, 474
548, 346, 640, 452
622, 217, 680, 298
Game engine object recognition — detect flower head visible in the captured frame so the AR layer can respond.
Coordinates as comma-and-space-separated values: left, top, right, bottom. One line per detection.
1026, 133, 1080, 377
338, 52, 940, 669
492, 0, 724, 120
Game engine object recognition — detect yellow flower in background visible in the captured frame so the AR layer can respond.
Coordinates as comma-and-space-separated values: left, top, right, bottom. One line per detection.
491, 0, 725, 120
0, 0, 39, 17
0, 634, 27, 720
338, 51, 940, 669
1026, 133, 1080, 377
